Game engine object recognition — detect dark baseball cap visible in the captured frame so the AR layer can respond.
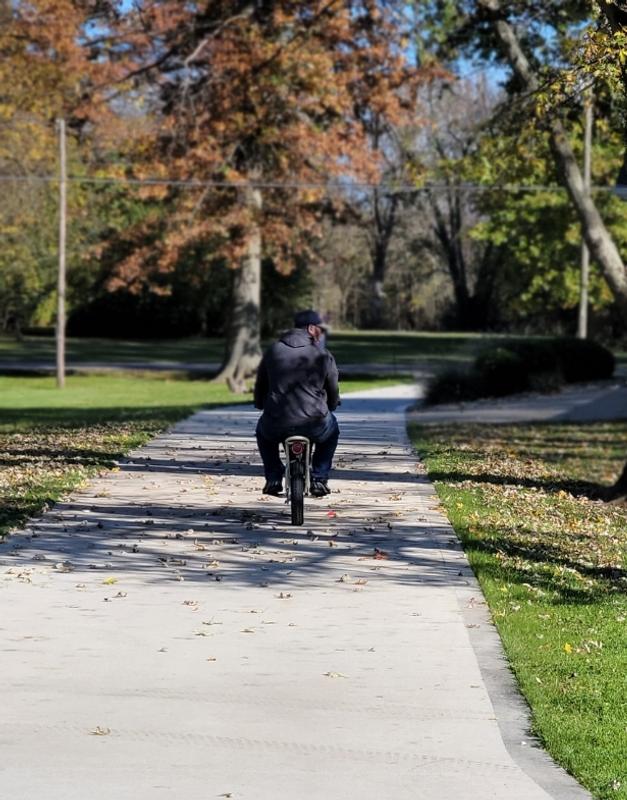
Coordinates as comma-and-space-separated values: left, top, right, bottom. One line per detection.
294, 309, 327, 329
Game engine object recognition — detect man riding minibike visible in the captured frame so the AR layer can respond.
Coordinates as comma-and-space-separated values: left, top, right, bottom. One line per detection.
253, 309, 340, 498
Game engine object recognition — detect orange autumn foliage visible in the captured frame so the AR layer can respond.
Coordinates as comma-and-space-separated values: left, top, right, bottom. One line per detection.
100, 1, 430, 290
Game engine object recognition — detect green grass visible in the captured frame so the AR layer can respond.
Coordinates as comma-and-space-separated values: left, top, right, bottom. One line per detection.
0, 331, 501, 370
0, 373, 410, 539
0, 335, 227, 366
410, 421, 627, 800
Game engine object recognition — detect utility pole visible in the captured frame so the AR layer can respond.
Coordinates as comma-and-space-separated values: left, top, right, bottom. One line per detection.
577, 91, 593, 340
56, 118, 67, 388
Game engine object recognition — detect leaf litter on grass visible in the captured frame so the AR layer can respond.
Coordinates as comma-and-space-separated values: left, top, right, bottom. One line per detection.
411, 420, 627, 800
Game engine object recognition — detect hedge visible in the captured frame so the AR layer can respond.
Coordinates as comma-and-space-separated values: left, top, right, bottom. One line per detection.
425, 337, 615, 406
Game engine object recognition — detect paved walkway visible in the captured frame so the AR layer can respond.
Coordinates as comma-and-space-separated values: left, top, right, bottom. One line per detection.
0, 386, 590, 799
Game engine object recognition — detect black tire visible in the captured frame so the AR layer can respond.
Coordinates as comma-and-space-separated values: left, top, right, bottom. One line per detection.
290, 472, 304, 526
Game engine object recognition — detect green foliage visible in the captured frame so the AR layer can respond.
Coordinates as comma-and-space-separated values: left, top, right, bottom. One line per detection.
425, 337, 615, 404
413, 0, 627, 335
422, 367, 481, 404
474, 346, 529, 395
551, 336, 617, 381
462, 120, 627, 327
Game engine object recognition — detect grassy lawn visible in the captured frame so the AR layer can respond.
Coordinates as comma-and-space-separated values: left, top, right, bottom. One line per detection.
0, 373, 408, 539
0, 331, 499, 370
410, 421, 627, 800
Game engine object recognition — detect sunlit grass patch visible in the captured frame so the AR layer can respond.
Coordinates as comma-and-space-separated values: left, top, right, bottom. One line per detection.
410, 421, 627, 800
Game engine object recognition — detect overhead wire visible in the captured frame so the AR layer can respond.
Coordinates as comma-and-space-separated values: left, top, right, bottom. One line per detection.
0, 173, 622, 194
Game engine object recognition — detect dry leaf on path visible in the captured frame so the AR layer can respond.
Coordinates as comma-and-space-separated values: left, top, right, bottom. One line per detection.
89, 726, 111, 736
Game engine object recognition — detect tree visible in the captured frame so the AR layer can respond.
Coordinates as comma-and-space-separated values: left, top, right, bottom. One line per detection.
415, 0, 627, 313
413, 0, 627, 493
478, 0, 627, 313
99, 1, 419, 387
414, 77, 503, 329
0, 1, 133, 335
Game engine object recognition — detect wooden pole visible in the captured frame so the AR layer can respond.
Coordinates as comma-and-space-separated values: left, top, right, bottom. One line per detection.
56, 118, 67, 388
577, 93, 593, 340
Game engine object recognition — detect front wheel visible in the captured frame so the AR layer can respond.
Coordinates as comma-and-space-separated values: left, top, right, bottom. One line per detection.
290, 471, 304, 526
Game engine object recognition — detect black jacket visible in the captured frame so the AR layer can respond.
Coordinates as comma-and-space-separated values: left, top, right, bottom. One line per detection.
254, 328, 340, 426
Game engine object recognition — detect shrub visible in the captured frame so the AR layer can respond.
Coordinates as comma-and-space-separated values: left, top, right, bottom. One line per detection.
424, 369, 481, 405
551, 337, 615, 382
474, 347, 528, 397
424, 337, 615, 406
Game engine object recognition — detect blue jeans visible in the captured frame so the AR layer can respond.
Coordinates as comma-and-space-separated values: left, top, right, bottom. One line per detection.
256, 413, 340, 482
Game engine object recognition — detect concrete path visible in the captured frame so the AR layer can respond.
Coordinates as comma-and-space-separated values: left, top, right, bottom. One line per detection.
411, 379, 627, 425
0, 386, 590, 800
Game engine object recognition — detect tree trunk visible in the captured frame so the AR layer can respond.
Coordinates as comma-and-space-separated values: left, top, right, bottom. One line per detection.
429, 189, 474, 326
598, 2, 627, 33
215, 187, 262, 392
479, 0, 627, 315
369, 248, 387, 328
367, 189, 399, 328
606, 459, 627, 502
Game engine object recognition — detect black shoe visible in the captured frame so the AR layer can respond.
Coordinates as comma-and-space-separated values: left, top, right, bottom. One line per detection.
262, 480, 283, 496
311, 479, 330, 497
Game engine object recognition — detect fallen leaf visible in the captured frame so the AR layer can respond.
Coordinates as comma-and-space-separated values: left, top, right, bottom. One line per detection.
102, 577, 117, 585
89, 726, 111, 736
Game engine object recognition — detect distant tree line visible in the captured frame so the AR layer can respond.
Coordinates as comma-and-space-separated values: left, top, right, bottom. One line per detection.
2, 1, 627, 353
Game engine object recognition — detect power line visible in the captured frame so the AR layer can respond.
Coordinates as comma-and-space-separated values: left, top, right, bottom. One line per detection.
0, 172, 622, 194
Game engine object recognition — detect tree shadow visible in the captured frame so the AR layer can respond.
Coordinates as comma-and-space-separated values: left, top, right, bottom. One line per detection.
0, 491, 471, 591
428, 470, 607, 500
0, 392, 478, 591
457, 522, 626, 601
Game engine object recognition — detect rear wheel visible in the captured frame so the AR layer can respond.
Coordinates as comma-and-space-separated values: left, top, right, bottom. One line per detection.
290, 471, 304, 526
